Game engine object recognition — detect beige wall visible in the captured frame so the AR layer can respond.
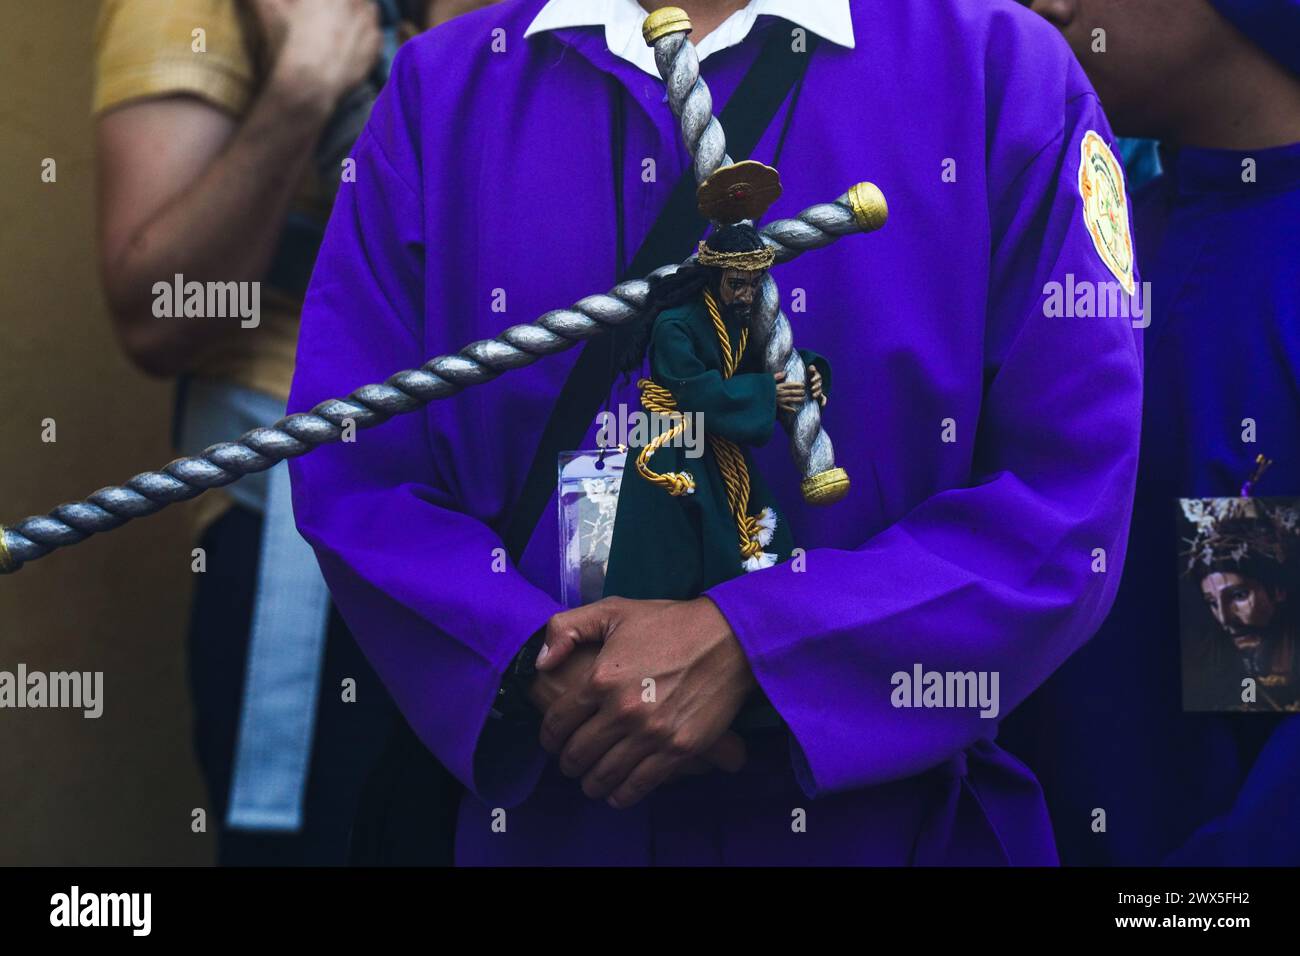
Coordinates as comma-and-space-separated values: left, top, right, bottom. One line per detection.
0, 2, 212, 864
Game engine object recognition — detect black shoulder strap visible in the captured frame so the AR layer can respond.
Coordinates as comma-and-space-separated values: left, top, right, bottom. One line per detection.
504, 25, 821, 562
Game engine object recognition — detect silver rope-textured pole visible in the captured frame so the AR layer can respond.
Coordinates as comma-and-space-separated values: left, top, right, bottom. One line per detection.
643, 8, 888, 504
645, 8, 732, 185
0, 196, 874, 574
758, 182, 888, 502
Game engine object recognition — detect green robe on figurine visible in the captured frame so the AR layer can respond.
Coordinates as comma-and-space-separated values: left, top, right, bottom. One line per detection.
603, 162, 831, 601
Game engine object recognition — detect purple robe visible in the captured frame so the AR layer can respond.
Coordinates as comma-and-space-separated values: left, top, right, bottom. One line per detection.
288, 0, 1143, 865
1003, 142, 1300, 864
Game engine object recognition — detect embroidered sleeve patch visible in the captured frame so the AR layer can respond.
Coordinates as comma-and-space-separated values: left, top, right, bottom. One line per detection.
1078, 130, 1136, 295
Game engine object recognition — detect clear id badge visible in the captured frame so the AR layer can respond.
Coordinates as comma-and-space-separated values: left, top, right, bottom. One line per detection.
557, 450, 626, 608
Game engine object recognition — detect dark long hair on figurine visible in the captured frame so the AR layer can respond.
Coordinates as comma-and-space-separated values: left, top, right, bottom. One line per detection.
617, 222, 766, 375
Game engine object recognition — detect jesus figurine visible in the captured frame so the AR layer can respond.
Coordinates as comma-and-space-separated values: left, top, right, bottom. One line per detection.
603, 162, 829, 601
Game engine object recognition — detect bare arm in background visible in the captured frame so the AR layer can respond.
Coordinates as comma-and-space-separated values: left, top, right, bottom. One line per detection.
95, 0, 381, 377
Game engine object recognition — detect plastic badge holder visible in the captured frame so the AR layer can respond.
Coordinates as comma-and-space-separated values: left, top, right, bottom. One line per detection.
557, 450, 626, 608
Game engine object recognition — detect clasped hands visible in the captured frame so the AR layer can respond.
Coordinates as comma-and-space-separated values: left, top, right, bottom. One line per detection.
527, 596, 754, 809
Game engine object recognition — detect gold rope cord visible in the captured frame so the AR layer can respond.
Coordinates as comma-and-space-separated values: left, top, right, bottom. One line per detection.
636, 290, 769, 561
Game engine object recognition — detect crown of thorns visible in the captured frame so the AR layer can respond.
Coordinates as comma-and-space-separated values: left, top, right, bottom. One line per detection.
695, 243, 777, 271
1179, 498, 1300, 576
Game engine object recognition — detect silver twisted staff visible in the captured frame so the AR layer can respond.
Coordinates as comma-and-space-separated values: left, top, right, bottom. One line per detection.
0, 193, 879, 575
757, 183, 887, 503
643, 7, 888, 504
644, 8, 731, 184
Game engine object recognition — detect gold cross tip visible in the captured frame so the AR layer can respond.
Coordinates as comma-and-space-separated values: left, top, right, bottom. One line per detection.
802, 467, 851, 506
643, 7, 693, 45
847, 182, 889, 233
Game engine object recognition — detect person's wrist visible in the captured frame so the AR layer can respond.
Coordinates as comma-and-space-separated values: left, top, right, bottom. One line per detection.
265, 53, 340, 123
689, 597, 756, 693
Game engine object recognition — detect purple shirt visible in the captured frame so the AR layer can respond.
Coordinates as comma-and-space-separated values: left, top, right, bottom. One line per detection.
289, 0, 1143, 865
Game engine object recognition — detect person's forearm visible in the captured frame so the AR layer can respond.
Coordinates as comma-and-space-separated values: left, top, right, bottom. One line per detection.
103, 70, 337, 375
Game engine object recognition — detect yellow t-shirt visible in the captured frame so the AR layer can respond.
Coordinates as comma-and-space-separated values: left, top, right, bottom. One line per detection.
93, 0, 258, 116
92, 0, 304, 403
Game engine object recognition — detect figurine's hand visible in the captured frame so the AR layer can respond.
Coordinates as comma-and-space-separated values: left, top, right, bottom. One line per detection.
775, 372, 805, 414
808, 366, 827, 408
536, 597, 752, 806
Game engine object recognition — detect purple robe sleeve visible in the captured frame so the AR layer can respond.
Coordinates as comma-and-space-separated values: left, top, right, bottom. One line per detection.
706, 93, 1144, 798
287, 49, 559, 807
